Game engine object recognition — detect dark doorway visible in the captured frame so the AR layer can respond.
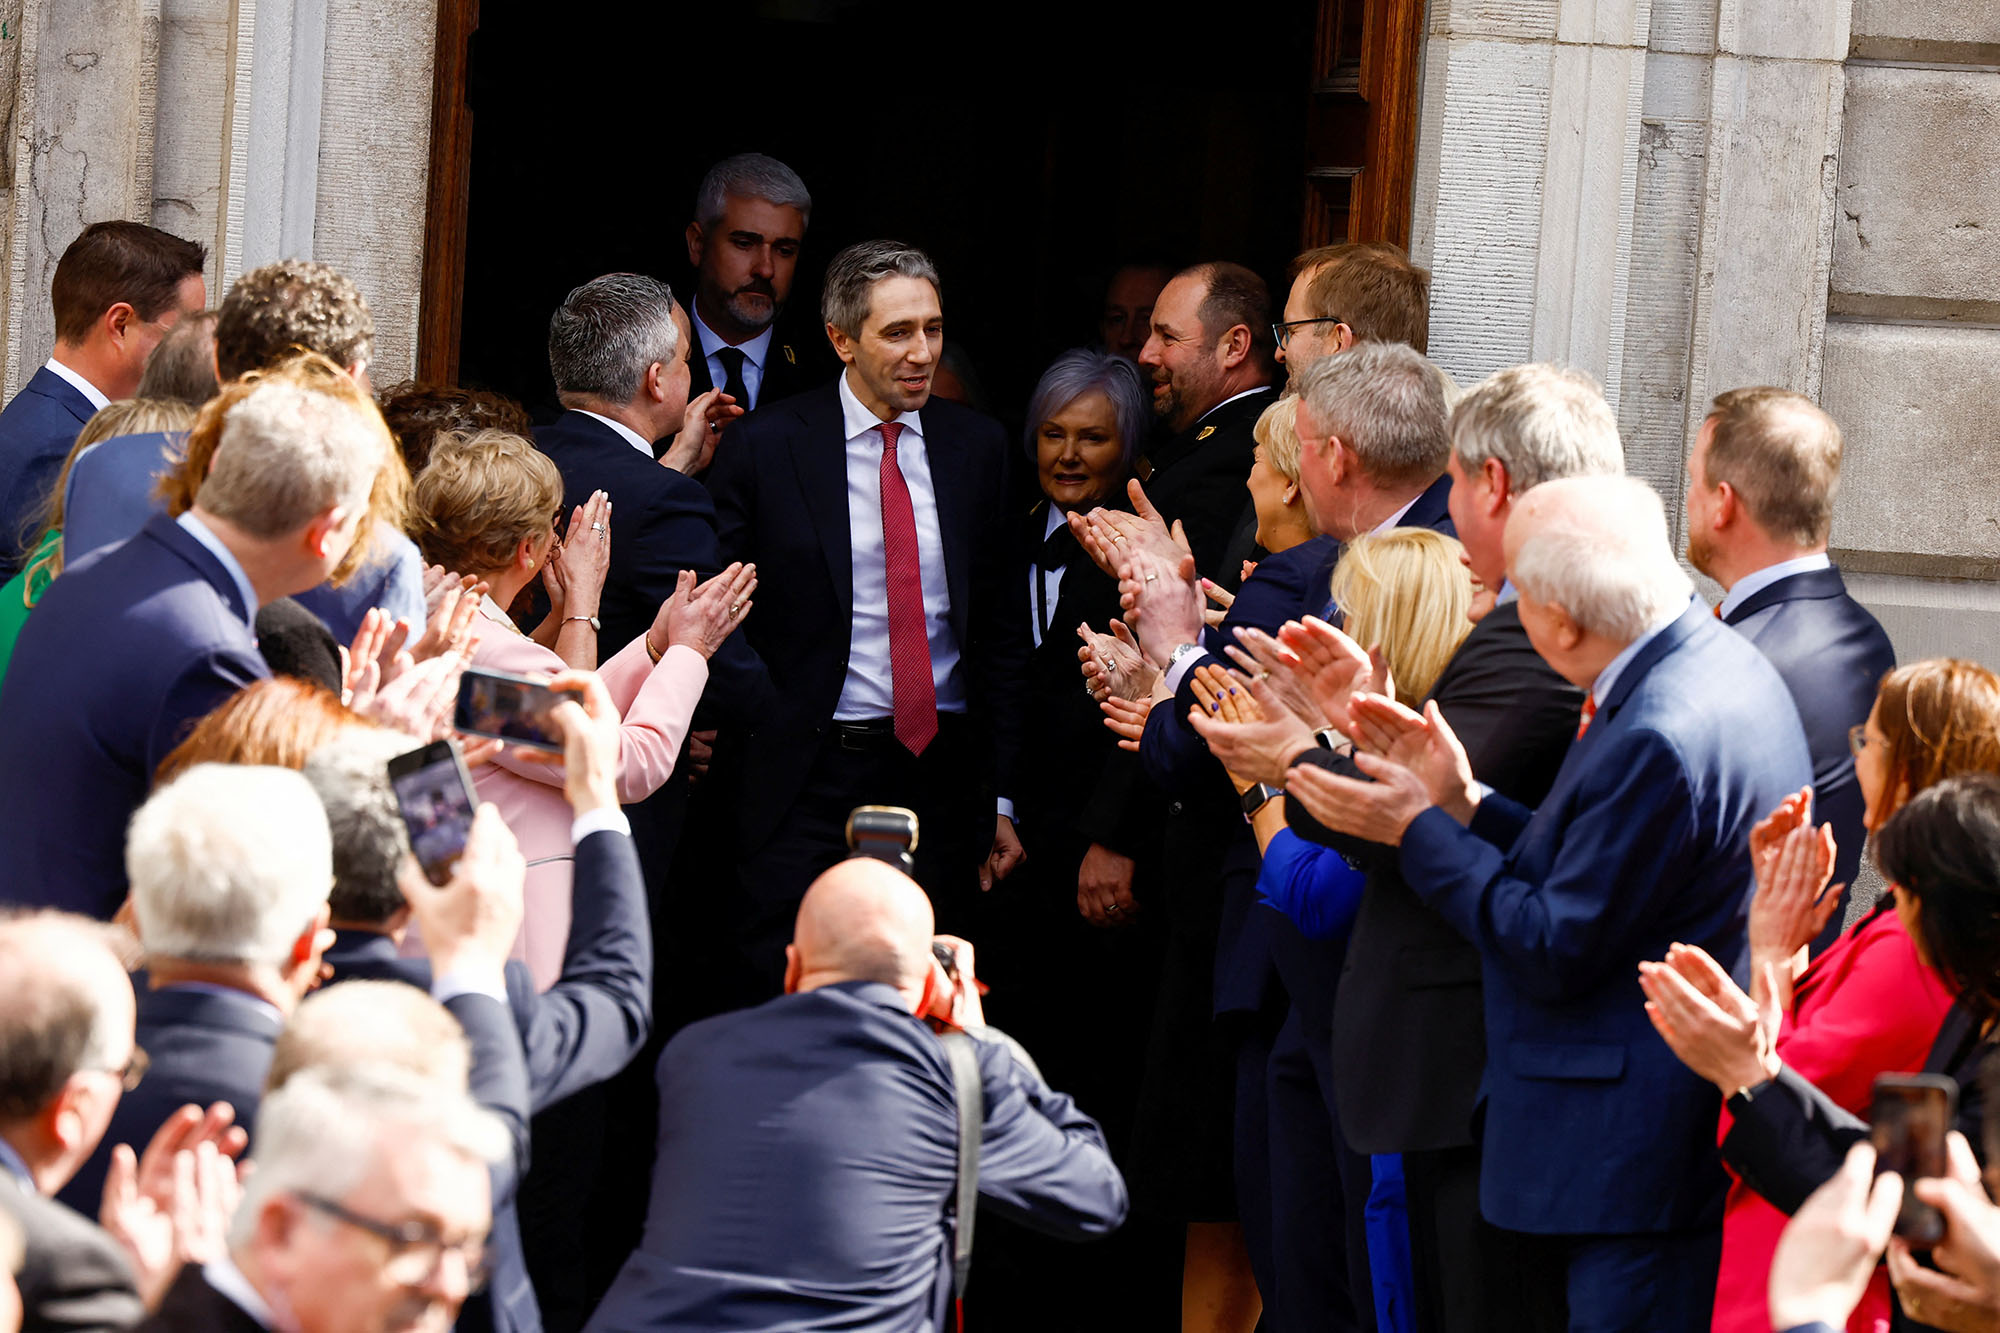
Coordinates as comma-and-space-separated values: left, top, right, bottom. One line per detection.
449, 0, 1317, 424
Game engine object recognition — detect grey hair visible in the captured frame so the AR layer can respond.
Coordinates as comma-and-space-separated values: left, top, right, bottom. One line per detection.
1023, 349, 1149, 469
1510, 475, 1692, 642
1450, 363, 1624, 493
266, 981, 470, 1098
302, 728, 422, 928
694, 153, 812, 230
198, 379, 383, 539
821, 241, 940, 338
128, 764, 333, 966
548, 273, 681, 404
229, 1062, 509, 1250
1295, 341, 1450, 486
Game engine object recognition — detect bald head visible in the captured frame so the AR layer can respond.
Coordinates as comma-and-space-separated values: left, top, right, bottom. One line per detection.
786, 858, 937, 1006
1506, 475, 1691, 647
267, 980, 470, 1096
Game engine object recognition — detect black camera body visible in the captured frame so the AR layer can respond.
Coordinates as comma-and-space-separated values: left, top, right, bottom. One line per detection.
844, 805, 919, 879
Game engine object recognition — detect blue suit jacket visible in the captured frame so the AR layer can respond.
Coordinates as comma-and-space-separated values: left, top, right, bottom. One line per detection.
0, 366, 95, 573
1721, 565, 1895, 919
325, 827, 649, 1333
1398, 604, 1812, 1233
0, 513, 268, 918
584, 982, 1127, 1333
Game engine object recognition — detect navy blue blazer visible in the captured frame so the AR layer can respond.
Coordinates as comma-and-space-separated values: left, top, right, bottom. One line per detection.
60, 431, 180, 567
584, 981, 1126, 1333
0, 366, 95, 573
0, 513, 268, 918
1722, 565, 1895, 921
1398, 604, 1812, 1234
706, 382, 1028, 842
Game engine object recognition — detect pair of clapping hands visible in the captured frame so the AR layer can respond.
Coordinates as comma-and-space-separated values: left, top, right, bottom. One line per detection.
1771, 1136, 2000, 1333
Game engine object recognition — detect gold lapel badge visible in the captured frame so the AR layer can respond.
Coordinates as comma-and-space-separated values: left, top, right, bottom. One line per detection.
1196, 425, 1215, 440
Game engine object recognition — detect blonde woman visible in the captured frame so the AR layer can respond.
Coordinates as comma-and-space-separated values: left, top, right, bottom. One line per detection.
0, 396, 197, 677
410, 428, 754, 986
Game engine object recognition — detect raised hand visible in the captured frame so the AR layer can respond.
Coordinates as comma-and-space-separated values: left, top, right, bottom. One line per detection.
1750, 787, 1816, 882
357, 649, 468, 741
1199, 577, 1235, 629
649, 563, 757, 660
400, 803, 526, 979
100, 1104, 246, 1309
1348, 695, 1477, 823
1188, 664, 1315, 792
410, 574, 483, 663
662, 388, 743, 475
1748, 812, 1842, 972
1119, 542, 1202, 667
1285, 748, 1435, 846
1077, 619, 1158, 704
545, 490, 610, 622
1100, 694, 1153, 751
1280, 617, 1396, 725
1223, 627, 1327, 730
1637, 942, 1780, 1094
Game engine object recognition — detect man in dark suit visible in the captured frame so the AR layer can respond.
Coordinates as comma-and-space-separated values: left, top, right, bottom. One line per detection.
1685, 387, 1896, 947
0, 914, 147, 1333
1132, 261, 1278, 580
138, 1063, 510, 1333
584, 856, 1127, 1333
1262, 363, 1623, 1333
303, 689, 651, 1333
678, 154, 829, 426
1288, 474, 1813, 1329
0, 221, 206, 573
705, 240, 1029, 996
0, 365, 395, 920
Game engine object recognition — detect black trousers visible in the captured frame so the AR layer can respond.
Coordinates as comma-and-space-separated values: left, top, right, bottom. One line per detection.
723, 713, 990, 1003
1401, 1142, 1548, 1333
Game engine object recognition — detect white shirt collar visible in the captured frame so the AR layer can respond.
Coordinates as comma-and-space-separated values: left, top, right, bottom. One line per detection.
692, 305, 774, 372
572, 409, 655, 459
1717, 552, 1833, 619
43, 357, 111, 411
837, 370, 924, 443
1369, 493, 1421, 536
176, 512, 260, 623
1196, 386, 1268, 424
1042, 504, 1068, 540
203, 1254, 277, 1329
1591, 597, 1696, 707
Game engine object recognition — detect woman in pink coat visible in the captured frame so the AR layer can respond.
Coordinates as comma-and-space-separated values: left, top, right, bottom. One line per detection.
411, 428, 755, 987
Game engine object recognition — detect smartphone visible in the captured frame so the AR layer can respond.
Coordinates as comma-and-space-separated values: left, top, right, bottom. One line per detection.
387, 740, 480, 886
454, 667, 566, 753
1871, 1073, 1958, 1244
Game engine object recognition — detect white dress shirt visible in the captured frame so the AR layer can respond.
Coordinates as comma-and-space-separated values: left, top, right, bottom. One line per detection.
1028, 504, 1069, 649
176, 511, 260, 624
573, 409, 655, 459
43, 356, 110, 411
692, 307, 773, 411
203, 1255, 277, 1329
1717, 552, 1832, 620
835, 372, 965, 720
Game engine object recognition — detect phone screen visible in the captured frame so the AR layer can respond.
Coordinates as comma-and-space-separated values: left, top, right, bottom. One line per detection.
1871, 1075, 1957, 1244
454, 668, 565, 753
388, 741, 479, 886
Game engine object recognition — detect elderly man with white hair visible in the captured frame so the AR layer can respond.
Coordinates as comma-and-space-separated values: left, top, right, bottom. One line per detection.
140, 1063, 508, 1333
1286, 474, 1812, 1330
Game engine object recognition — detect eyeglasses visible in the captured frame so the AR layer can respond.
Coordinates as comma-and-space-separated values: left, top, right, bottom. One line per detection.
98, 1046, 148, 1092
297, 1192, 490, 1291
1271, 317, 1345, 350
1848, 724, 1880, 756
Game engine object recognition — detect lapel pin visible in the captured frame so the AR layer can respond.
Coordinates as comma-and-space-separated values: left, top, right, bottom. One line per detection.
783, 345, 796, 365
1196, 426, 1215, 441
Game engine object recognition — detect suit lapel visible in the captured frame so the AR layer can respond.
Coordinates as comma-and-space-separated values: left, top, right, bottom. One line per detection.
788, 386, 855, 614
924, 413, 972, 635
1724, 565, 1847, 625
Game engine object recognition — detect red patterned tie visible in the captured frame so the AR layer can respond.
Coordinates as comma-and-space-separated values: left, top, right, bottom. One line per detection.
878, 422, 937, 756
1576, 695, 1598, 741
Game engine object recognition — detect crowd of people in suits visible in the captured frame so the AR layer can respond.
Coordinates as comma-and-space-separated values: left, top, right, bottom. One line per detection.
0, 147, 1998, 1333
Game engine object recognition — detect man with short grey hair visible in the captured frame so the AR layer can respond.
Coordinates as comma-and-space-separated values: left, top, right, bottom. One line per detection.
682, 153, 826, 416
143, 1064, 508, 1333
706, 238, 1028, 1003
1285, 472, 1811, 1329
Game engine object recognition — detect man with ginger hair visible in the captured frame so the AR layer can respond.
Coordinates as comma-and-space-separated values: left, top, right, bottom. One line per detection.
587, 857, 1126, 1333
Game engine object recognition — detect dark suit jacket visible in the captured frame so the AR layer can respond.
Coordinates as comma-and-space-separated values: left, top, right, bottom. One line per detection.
0, 366, 95, 574
0, 1172, 146, 1333
1398, 604, 1813, 1234
1138, 386, 1278, 579
684, 312, 832, 418
1722, 999, 1990, 1217
60, 432, 180, 567
705, 381, 1028, 844
1287, 600, 1583, 1154
1722, 564, 1896, 927
61, 986, 281, 1216
0, 512, 268, 918
582, 981, 1127, 1333
136, 1266, 265, 1333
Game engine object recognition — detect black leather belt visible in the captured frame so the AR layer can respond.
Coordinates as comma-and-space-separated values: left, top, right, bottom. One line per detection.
833, 718, 897, 750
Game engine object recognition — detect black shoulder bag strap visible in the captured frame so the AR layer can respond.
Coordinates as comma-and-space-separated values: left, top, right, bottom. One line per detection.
939, 1031, 984, 1333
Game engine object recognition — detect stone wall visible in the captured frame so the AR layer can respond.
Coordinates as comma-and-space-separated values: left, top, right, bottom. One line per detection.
1412, 0, 2000, 667
0, 0, 438, 400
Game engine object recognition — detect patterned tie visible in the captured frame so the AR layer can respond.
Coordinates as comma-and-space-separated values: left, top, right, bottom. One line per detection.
878, 423, 937, 756
1576, 695, 1598, 741
715, 347, 750, 411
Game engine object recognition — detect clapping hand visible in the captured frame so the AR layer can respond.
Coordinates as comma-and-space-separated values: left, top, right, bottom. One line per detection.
1100, 694, 1153, 751
647, 563, 756, 660
1223, 627, 1328, 731
544, 491, 610, 624
1187, 663, 1314, 791
1278, 617, 1394, 726
1768, 1142, 1905, 1332
1199, 577, 1235, 629
1118, 542, 1203, 666
99, 1103, 248, 1309
1887, 1132, 2000, 1333
662, 389, 743, 475
1637, 942, 1781, 1094
1067, 478, 1187, 581
1747, 788, 1841, 963
1078, 619, 1157, 703
1346, 695, 1478, 823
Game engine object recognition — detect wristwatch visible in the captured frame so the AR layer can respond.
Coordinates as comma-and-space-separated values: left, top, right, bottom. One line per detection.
1167, 641, 1204, 672
1239, 783, 1281, 819
562, 615, 601, 632
1314, 727, 1353, 756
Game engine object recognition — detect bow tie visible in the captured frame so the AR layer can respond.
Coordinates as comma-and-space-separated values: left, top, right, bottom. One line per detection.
1038, 522, 1078, 574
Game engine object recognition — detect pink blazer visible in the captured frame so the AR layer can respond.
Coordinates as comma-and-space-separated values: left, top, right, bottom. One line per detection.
461, 602, 707, 988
